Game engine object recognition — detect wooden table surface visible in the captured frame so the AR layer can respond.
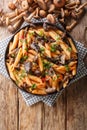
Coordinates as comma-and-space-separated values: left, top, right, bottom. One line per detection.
0, 0, 87, 130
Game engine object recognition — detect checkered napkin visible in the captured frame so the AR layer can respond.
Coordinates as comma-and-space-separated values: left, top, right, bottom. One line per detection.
0, 22, 87, 106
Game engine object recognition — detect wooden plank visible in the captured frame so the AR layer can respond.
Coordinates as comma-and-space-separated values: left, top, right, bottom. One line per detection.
18, 93, 43, 130
42, 91, 66, 130
0, 75, 18, 130
66, 77, 87, 130
19, 91, 66, 130
66, 0, 87, 128
0, 1, 18, 130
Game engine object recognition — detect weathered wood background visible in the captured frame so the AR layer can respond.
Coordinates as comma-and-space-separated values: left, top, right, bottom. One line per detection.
0, 0, 87, 130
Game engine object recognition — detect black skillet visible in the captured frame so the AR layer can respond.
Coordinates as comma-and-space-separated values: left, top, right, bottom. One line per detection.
5, 21, 78, 96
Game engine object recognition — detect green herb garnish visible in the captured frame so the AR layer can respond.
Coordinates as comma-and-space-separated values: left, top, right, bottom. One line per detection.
57, 74, 60, 78
19, 70, 27, 79
56, 35, 60, 41
25, 47, 28, 52
31, 84, 37, 90
65, 65, 70, 72
38, 30, 44, 36
19, 39, 27, 44
67, 47, 72, 52
20, 55, 28, 63
28, 31, 35, 38
50, 44, 57, 52
40, 47, 45, 53
43, 61, 53, 69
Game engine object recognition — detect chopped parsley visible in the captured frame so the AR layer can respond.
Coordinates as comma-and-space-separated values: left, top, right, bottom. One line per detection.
38, 30, 44, 37
43, 61, 53, 69
67, 47, 72, 52
40, 47, 45, 53
50, 44, 57, 52
19, 70, 27, 79
65, 65, 70, 72
31, 84, 37, 90
19, 39, 27, 44
28, 31, 35, 38
57, 74, 60, 78
56, 35, 60, 41
25, 47, 28, 52
20, 55, 28, 63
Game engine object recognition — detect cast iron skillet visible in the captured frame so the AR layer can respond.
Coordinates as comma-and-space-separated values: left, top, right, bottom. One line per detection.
5, 21, 78, 96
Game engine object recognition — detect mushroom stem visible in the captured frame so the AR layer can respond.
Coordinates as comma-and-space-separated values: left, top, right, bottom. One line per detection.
24, 10, 36, 22
8, 18, 23, 33
66, 20, 77, 31
75, 2, 87, 12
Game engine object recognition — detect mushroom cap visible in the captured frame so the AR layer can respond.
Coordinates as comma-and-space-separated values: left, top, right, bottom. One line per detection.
53, 0, 66, 8
8, 25, 15, 33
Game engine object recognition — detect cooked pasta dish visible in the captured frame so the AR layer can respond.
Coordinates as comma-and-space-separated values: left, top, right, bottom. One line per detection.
6, 24, 78, 95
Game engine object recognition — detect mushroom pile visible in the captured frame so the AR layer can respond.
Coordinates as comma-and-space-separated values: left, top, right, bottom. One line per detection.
0, 0, 87, 33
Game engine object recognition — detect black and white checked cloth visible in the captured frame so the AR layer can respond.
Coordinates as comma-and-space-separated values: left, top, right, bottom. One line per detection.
0, 22, 87, 106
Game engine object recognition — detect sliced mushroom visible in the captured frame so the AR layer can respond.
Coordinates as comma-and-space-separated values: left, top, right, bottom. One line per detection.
60, 54, 66, 64
45, 87, 56, 93
30, 42, 40, 52
24, 62, 32, 73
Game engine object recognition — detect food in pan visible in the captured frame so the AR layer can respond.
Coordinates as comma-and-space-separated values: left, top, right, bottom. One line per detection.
6, 25, 78, 95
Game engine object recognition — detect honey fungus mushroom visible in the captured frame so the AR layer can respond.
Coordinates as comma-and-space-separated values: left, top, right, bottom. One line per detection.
53, 0, 66, 8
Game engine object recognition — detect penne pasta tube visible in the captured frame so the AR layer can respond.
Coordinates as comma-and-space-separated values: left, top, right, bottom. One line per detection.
58, 40, 71, 59
11, 33, 19, 51
25, 76, 32, 86
63, 79, 69, 88
48, 30, 60, 40
52, 75, 58, 89
38, 54, 43, 72
18, 29, 24, 47
53, 65, 66, 74
68, 38, 77, 53
69, 61, 77, 67
45, 43, 50, 50
29, 49, 37, 55
28, 75, 42, 83
13, 48, 22, 68
72, 67, 76, 76
6, 63, 16, 81
45, 48, 51, 57
37, 82, 46, 89
56, 30, 63, 36
22, 40, 27, 56
9, 42, 13, 53
32, 89, 46, 95
51, 53, 58, 58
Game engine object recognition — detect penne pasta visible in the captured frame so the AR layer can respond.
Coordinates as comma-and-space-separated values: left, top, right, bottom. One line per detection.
18, 29, 24, 47
9, 42, 13, 53
29, 49, 37, 55
58, 40, 71, 59
38, 54, 43, 72
25, 76, 32, 86
6, 25, 78, 95
6, 63, 16, 81
52, 75, 58, 89
28, 75, 42, 83
13, 48, 22, 68
11, 33, 19, 51
68, 37, 77, 53
32, 89, 46, 95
